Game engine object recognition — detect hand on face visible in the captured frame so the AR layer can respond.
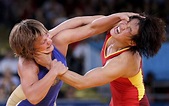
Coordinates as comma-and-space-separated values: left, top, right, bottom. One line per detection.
34, 52, 52, 69
50, 59, 68, 76
114, 12, 143, 22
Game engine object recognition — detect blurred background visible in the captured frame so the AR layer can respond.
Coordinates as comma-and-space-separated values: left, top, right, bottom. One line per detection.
0, 0, 169, 106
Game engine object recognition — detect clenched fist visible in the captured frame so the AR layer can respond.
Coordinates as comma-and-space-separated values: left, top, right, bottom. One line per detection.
50, 59, 68, 76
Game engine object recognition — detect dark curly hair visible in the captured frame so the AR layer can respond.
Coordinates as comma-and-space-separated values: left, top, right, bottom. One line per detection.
129, 15, 166, 58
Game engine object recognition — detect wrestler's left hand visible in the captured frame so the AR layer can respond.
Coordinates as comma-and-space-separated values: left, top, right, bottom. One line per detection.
50, 59, 68, 76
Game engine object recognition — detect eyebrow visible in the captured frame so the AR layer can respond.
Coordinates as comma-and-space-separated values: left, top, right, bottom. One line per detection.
129, 27, 133, 35
130, 27, 133, 33
39, 35, 47, 45
43, 37, 47, 44
126, 21, 133, 33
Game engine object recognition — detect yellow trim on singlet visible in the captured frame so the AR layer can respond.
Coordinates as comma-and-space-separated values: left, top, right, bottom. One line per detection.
104, 36, 130, 58
128, 69, 145, 101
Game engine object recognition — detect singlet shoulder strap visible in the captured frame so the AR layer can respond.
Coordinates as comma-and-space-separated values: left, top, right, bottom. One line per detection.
106, 47, 130, 60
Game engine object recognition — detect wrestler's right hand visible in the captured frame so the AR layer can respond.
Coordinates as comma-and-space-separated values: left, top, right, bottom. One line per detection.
34, 52, 52, 70
50, 59, 68, 76
113, 12, 140, 21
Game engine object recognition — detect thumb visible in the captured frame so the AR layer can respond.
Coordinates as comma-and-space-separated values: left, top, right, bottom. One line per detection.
53, 59, 58, 62
120, 15, 129, 21
51, 59, 58, 65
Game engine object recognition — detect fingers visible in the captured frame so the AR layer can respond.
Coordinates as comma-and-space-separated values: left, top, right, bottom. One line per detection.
120, 15, 130, 21
51, 59, 61, 66
34, 50, 51, 55
127, 13, 139, 17
48, 34, 53, 39
34, 51, 43, 55
34, 52, 46, 58
52, 59, 58, 62
51, 59, 68, 75
52, 59, 65, 68
34, 52, 51, 60
127, 13, 145, 18
118, 12, 145, 22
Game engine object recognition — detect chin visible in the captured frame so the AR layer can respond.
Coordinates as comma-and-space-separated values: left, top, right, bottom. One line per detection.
49, 45, 54, 52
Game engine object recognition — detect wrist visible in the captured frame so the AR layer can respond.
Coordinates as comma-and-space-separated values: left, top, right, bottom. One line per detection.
46, 61, 52, 70
50, 68, 59, 77
59, 68, 68, 76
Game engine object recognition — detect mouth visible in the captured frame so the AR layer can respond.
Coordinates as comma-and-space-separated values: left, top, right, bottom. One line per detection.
37, 45, 54, 54
114, 26, 120, 34
47, 45, 51, 49
45, 45, 54, 53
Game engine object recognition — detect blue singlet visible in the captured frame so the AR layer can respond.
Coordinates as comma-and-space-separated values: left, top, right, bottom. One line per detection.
18, 46, 67, 106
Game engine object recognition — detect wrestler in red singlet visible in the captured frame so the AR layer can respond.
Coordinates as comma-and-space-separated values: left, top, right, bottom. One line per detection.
101, 33, 150, 106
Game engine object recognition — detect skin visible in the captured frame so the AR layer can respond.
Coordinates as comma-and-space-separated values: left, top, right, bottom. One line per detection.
51, 19, 142, 90
18, 15, 106, 104
7, 12, 140, 105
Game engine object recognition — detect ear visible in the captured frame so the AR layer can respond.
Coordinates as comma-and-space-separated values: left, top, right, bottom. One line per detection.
129, 40, 136, 46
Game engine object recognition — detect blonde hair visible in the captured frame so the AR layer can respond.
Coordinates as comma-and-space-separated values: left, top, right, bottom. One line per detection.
9, 19, 48, 59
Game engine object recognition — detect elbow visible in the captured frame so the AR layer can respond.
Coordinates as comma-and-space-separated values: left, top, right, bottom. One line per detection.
76, 86, 84, 90
24, 88, 45, 104
27, 95, 42, 105
77, 87, 85, 90
73, 17, 84, 25
89, 23, 100, 35
74, 83, 88, 90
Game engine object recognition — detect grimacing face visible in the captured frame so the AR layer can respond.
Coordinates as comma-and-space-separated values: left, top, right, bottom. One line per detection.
109, 19, 140, 46
33, 33, 54, 54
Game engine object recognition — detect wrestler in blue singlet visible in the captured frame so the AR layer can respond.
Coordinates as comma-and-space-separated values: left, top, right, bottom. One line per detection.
18, 46, 67, 106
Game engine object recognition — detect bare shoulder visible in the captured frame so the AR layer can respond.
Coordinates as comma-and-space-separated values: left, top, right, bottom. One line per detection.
18, 57, 40, 96
108, 51, 140, 64
120, 51, 141, 77
121, 51, 141, 62
106, 51, 141, 77
18, 57, 39, 76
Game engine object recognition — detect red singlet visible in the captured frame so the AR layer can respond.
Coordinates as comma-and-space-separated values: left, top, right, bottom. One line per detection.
101, 33, 150, 106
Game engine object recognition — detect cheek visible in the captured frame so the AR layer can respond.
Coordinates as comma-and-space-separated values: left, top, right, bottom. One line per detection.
37, 45, 48, 52
121, 30, 131, 37
109, 28, 114, 36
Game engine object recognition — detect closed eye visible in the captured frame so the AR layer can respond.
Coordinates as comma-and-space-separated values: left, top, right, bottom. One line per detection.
127, 27, 133, 35
40, 36, 47, 45
41, 39, 46, 45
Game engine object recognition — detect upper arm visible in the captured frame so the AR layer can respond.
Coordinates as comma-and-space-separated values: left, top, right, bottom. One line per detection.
81, 52, 140, 88
82, 58, 126, 88
51, 15, 122, 46
52, 24, 95, 45
18, 59, 39, 97
49, 16, 104, 38
50, 24, 96, 56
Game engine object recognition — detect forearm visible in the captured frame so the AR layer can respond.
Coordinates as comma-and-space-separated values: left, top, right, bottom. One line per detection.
25, 71, 57, 104
49, 15, 104, 38
58, 67, 103, 90
78, 15, 104, 25
90, 14, 121, 34
58, 70, 86, 90
90, 12, 137, 35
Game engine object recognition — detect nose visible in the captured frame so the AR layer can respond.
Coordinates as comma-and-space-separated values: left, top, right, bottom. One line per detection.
120, 23, 127, 30
47, 37, 52, 45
